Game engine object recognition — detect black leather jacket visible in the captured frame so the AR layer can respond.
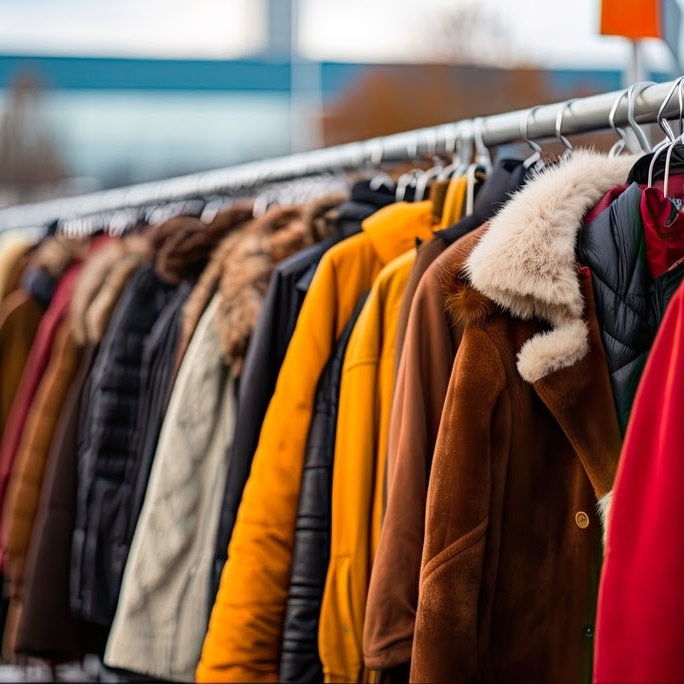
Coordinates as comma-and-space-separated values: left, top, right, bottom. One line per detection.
279, 292, 368, 683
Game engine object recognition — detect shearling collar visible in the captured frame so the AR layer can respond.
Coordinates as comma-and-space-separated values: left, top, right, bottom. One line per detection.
463, 149, 637, 384
182, 196, 345, 376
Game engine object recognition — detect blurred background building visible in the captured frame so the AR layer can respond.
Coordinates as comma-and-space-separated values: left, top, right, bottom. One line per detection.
0, 0, 681, 207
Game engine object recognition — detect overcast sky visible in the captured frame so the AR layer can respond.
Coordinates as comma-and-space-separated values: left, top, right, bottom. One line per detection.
0, 0, 677, 71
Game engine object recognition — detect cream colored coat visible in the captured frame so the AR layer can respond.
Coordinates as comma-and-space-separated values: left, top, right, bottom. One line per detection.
104, 293, 235, 682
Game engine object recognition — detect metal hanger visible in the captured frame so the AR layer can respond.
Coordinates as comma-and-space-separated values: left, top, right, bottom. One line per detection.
608, 88, 630, 158
519, 106, 544, 169
648, 76, 684, 188
627, 81, 656, 153
438, 123, 473, 180
414, 129, 444, 201
367, 139, 395, 192
554, 99, 576, 153
657, 77, 684, 196
463, 118, 492, 215
394, 137, 423, 201
473, 117, 493, 172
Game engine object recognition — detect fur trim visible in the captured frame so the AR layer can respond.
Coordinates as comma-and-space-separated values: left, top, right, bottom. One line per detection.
182, 203, 318, 376
445, 281, 496, 328
215, 206, 313, 375
302, 191, 349, 242
517, 319, 589, 384
597, 490, 612, 547
70, 240, 127, 346
464, 149, 637, 382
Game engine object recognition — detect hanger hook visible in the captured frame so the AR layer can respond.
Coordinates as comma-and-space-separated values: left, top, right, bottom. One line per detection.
657, 78, 681, 140
473, 117, 492, 170
555, 99, 576, 152
369, 138, 384, 167
627, 81, 656, 152
367, 138, 396, 192
519, 106, 543, 155
407, 137, 419, 161
424, 128, 438, 158
608, 88, 629, 157
443, 123, 460, 157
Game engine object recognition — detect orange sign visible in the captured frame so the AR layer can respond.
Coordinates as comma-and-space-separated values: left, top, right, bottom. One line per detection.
600, 0, 661, 39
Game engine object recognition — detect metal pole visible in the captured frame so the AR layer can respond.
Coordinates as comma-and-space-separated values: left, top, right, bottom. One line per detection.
0, 76, 682, 232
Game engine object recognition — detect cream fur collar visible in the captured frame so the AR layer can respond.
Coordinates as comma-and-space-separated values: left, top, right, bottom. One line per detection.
466, 149, 637, 383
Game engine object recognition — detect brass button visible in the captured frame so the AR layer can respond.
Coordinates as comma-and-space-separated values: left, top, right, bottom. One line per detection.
575, 511, 590, 529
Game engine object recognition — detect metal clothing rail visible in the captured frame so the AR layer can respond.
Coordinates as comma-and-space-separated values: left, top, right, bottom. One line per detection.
0, 77, 682, 232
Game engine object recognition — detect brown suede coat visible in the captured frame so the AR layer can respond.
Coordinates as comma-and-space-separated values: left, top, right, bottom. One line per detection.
407, 150, 634, 683
363, 230, 482, 680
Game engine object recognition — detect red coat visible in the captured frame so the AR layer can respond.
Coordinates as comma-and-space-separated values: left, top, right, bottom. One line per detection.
594, 279, 684, 683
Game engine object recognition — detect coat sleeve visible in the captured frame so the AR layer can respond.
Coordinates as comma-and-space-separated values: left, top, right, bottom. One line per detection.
410, 326, 506, 684
594, 283, 684, 684
363, 262, 459, 675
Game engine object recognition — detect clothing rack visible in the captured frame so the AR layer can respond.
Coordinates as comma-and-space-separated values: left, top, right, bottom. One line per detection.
0, 76, 682, 233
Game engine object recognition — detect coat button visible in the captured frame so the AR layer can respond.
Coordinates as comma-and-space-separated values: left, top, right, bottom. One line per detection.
575, 511, 590, 529
584, 624, 594, 638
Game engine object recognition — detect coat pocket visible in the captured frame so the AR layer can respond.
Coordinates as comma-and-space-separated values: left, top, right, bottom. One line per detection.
412, 518, 489, 683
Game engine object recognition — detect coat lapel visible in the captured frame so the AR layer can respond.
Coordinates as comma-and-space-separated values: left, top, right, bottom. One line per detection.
532, 274, 622, 504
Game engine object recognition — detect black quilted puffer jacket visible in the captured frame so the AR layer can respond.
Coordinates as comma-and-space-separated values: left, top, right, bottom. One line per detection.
70, 264, 177, 626
578, 181, 684, 434
279, 292, 368, 683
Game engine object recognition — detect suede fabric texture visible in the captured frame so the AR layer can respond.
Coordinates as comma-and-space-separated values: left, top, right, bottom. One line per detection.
1, 248, 32, 304
197, 201, 435, 683
363, 229, 484, 677
411, 275, 618, 683
408, 150, 634, 683
319, 249, 418, 684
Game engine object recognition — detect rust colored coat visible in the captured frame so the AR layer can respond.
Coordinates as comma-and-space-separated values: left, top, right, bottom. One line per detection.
363, 230, 482, 680
408, 150, 633, 683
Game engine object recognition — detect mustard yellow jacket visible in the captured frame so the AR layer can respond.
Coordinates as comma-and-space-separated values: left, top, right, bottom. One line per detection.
318, 249, 417, 683
197, 201, 435, 683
